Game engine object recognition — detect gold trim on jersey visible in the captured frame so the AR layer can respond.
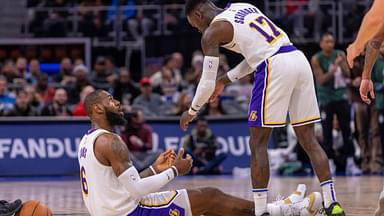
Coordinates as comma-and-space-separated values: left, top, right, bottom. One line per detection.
139, 191, 178, 207
291, 116, 321, 126
262, 58, 286, 126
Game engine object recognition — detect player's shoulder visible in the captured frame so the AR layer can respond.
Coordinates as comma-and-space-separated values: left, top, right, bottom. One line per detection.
95, 132, 121, 147
203, 21, 233, 44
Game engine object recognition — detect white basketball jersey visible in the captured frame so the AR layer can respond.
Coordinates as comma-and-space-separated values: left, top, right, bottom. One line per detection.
78, 128, 138, 216
211, 3, 291, 69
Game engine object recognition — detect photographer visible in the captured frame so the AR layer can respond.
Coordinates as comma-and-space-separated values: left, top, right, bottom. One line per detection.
182, 117, 226, 175
120, 108, 161, 171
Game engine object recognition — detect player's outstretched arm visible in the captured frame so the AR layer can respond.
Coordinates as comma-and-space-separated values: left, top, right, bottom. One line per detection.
347, 0, 384, 67
180, 21, 233, 131
94, 133, 190, 199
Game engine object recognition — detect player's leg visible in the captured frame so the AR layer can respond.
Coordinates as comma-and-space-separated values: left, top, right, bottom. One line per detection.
288, 50, 345, 216
187, 187, 253, 216
247, 56, 295, 216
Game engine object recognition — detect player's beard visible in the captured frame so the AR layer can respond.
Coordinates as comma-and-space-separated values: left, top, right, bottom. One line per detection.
105, 109, 127, 126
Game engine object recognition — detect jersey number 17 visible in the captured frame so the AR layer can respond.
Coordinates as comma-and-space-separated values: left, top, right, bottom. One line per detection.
249, 16, 282, 45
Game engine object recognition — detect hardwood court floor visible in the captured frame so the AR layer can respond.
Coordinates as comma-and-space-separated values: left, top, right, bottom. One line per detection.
0, 176, 382, 215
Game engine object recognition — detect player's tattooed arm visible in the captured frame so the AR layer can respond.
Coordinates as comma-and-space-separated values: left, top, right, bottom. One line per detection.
311, 56, 335, 85
350, 0, 384, 53
362, 27, 384, 80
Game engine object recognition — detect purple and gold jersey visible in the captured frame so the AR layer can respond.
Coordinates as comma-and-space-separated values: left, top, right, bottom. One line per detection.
78, 129, 138, 216
211, 3, 291, 69
78, 129, 193, 216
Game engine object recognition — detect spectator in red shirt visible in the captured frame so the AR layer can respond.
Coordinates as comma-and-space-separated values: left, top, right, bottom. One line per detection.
35, 73, 55, 105
73, 85, 95, 116
120, 108, 161, 171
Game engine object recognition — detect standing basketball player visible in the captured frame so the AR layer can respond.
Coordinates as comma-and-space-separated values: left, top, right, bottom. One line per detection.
78, 90, 322, 216
179, 1, 343, 215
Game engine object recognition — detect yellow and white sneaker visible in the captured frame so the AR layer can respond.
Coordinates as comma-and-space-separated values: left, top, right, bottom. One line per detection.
294, 192, 323, 216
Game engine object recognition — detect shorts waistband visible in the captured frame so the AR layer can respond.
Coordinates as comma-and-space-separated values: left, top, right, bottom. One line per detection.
272, 45, 297, 57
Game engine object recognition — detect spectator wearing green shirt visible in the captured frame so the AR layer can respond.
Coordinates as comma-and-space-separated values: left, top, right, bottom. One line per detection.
372, 44, 384, 173
311, 32, 361, 175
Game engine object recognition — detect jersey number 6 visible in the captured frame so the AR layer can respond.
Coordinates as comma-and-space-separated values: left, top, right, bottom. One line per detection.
249, 16, 282, 45
80, 166, 89, 196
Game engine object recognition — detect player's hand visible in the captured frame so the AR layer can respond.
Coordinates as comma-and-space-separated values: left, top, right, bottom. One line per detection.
347, 43, 363, 68
179, 111, 196, 131
209, 79, 225, 103
173, 148, 193, 176
360, 79, 375, 104
152, 149, 177, 172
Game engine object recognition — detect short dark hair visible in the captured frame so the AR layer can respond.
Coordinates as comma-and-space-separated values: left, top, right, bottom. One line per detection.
320, 32, 334, 41
185, 0, 209, 15
84, 89, 105, 116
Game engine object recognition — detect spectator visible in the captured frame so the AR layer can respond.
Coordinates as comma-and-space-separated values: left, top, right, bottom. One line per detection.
66, 64, 91, 104
0, 76, 16, 115
373, 44, 384, 172
25, 85, 43, 110
201, 99, 226, 117
168, 52, 184, 82
150, 55, 182, 88
73, 85, 95, 116
154, 66, 182, 105
350, 54, 382, 174
311, 32, 361, 175
27, 59, 41, 84
1, 60, 19, 83
169, 92, 192, 116
6, 90, 39, 116
113, 68, 140, 104
15, 57, 28, 80
182, 117, 226, 175
35, 73, 55, 105
184, 51, 203, 89
53, 58, 75, 85
132, 77, 165, 116
106, 56, 120, 75
120, 108, 161, 171
90, 56, 116, 90
225, 74, 253, 112
41, 88, 72, 116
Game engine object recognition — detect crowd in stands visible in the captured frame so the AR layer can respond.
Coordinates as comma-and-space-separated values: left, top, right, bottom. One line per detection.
25, 0, 369, 41
0, 51, 250, 118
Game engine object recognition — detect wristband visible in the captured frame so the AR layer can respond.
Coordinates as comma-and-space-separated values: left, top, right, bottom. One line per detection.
149, 165, 157, 175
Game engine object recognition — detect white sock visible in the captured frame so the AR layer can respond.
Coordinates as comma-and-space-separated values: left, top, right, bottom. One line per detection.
253, 189, 268, 215
321, 180, 337, 208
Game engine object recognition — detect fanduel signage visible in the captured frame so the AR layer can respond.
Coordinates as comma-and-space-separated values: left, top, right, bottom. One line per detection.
0, 119, 251, 176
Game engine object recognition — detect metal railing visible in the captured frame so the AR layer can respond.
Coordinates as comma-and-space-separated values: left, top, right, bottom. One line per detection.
263, 0, 370, 43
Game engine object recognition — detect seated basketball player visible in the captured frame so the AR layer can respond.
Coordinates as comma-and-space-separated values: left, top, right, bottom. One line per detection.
78, 90, 323, 216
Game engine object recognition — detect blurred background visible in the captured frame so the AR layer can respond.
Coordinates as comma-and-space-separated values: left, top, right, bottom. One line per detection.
0, 0, 380, 179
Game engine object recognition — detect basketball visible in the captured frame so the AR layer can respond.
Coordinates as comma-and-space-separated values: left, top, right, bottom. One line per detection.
16, 200, 52, 216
